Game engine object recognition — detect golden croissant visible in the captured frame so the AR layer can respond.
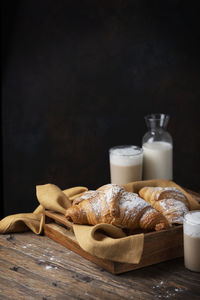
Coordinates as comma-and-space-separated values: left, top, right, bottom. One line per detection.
139, 186, 189, 224
65, 184, 169, 231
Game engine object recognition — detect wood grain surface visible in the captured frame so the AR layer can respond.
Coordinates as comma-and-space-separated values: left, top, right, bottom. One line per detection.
0, 232, 200, 300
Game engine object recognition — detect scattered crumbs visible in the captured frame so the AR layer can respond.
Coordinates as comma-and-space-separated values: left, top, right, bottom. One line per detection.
38, 259, 45, 264
152, 281, 185, 299
44, 264, 58, 270
22, 246, 27, 249
50, 257, 54, 261
174, 287, 184, 293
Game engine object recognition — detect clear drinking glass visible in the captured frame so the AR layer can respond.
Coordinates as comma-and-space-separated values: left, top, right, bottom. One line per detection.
142, 113, 173, 180
109, 145, 143, 185
183, 211, 200, 272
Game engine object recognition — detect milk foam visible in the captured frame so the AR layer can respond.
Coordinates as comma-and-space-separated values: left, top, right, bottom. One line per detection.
110, 146, 143, 166
184, 211, 200, 238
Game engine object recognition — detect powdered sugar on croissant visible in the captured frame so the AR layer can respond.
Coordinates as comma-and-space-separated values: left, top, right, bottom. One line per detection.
65, 184, 169, 231
139, 186, 189, 224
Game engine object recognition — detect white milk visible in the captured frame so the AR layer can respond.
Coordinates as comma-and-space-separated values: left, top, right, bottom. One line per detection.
142, 141, 173, 180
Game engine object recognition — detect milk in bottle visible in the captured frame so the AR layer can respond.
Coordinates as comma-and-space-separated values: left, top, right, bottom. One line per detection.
142, 114, 173, 180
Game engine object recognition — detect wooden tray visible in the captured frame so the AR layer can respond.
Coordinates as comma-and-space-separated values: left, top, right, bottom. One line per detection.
43, 189, 200, 274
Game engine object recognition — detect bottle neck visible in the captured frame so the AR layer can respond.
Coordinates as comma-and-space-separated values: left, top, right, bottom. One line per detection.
145, 114, 169, 131
148, 127, 165, 133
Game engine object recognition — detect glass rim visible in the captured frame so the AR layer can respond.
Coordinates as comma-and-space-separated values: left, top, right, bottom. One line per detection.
109, 145, 143, 156
184, 210, 200, 225
144, 113, 169, 121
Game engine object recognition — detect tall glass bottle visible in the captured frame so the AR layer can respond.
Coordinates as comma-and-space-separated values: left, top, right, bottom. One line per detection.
142, 113, 173, 180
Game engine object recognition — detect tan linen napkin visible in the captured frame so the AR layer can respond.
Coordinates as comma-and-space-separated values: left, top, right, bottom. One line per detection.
73, 223, 144, 264
0, 213, 44, 235
0, 184, 88, 234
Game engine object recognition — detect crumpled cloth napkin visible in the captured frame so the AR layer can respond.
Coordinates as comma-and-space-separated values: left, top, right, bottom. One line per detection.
0, 180, 199, 264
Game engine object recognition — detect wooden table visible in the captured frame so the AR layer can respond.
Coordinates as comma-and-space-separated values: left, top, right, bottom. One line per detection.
0, 232, 200, 300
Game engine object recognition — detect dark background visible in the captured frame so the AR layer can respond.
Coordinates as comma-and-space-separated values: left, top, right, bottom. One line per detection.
2, 0, 200, 218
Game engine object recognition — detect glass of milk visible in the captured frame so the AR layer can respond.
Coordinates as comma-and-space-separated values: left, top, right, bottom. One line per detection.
184, 211, 200, 272
142, 114, 173, 180
109, 145, 143, 185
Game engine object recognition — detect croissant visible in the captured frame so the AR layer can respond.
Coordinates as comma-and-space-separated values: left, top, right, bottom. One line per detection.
139, 186, 189, 224
65, 184, 169, 231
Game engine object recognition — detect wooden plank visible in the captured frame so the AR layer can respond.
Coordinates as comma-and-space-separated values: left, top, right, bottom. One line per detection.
0, 232, 200, 300
45, 210, 73, 229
